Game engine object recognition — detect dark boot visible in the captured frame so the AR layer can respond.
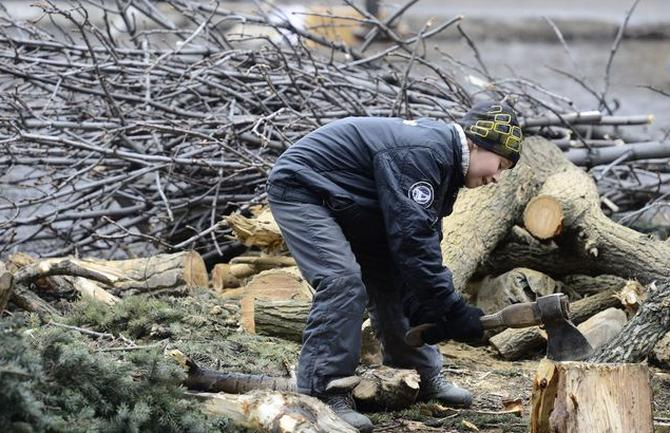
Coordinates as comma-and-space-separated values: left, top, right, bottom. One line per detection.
418, 373, 473, 408
318, 392, 374, 433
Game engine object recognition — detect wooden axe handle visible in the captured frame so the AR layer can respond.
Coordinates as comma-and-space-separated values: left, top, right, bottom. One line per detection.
479, 301, 542, 329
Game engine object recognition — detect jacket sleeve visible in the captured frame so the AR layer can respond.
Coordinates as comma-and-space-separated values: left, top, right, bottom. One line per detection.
373, 146, 462, 313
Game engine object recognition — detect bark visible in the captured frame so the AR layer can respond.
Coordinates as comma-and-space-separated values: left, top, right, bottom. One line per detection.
530, 359, 653, 433
11, 285, 60, 317
560, 274, 628, 296
441, 136, 572, 292
489, 288, 624, 360
254, 300, 311, 342
169, 350, 295, 393
651, 330, 670, 368
9, 251, 207, 297
478, 235, 596, 280
587, 280, 670, 363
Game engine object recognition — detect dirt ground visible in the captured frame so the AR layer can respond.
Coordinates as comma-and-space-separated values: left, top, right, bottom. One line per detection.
368, 341, 670, 433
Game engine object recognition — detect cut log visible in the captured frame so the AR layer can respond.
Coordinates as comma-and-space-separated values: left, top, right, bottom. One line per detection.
188, 390, 357, 433
353, 366, 419, 411
523, 196, 564, 239
81, 251, 209, 296
211, 263, 256, 291
10, 251, 207, 297
254, 300, 311, 342
7, 253, 120, 305
521, 166, 670, 284
211, 256, 297, 292
489, 287, 624, 360
472, 268, 558, 314
441, 136, 574, 292
530, 359, 653, 433
587, 281, 670, 363
230, 267, 313, 335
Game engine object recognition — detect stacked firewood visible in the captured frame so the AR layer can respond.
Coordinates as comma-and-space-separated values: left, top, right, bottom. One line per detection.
0, 0, 666, 262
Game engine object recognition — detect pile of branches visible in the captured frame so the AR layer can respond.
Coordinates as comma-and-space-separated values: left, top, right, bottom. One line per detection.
0, 0, 667, 260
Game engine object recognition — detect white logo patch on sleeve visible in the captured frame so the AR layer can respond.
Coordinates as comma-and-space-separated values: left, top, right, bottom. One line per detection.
408, 181, 434, 208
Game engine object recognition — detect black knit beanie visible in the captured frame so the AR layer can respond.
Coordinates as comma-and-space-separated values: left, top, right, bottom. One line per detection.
460, 101, 523, 166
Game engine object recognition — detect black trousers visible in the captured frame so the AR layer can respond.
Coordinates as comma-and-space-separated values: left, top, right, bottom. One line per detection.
268, 194, 442, 395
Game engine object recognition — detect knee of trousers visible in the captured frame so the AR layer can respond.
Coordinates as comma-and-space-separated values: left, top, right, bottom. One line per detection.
311, 274, 368, 316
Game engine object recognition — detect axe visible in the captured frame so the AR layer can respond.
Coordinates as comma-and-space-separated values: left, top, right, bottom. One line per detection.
404, 293, 593, 361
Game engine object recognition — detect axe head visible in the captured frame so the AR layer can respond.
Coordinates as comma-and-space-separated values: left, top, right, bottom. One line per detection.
537, 294, 593, 361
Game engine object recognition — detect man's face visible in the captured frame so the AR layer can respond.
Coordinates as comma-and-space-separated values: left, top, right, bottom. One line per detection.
464, 144, 514, 189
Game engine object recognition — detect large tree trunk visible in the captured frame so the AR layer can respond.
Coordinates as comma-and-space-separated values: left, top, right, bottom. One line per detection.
522, 166, 670, 284
441, 137, 571, 292
530, 359, 653, 433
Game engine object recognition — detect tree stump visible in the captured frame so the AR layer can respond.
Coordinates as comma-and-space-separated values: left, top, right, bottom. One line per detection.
530, 359, 653, 433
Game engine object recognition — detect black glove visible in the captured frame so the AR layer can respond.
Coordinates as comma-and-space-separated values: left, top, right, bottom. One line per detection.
421, 299, 485, 345
404, 292, 444, 327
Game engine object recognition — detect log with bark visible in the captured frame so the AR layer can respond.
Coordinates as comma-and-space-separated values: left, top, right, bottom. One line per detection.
188, 390, 357, 433
9, 251, 208, 298
521, 163, 670, 284
352, 366, 419, 411
254, 300, 312, 342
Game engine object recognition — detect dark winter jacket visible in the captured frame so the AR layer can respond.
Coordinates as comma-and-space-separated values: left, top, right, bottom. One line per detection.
267, 116, 466, 313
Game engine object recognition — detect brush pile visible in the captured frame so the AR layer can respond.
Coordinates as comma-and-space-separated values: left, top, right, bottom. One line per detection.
1, 0, 666, 260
